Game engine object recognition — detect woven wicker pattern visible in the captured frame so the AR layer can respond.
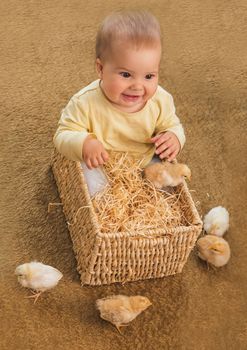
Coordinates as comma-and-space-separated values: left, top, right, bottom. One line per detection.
51, 149, 202, 286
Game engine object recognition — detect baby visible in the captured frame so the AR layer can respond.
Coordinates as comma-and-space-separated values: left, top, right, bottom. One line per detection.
54, 11, 185, 193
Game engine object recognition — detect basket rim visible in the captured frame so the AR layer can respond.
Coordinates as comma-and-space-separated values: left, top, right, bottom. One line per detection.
96, 224, 201, 239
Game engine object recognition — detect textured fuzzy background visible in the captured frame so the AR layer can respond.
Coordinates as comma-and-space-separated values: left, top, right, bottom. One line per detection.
1, 1, 247, 349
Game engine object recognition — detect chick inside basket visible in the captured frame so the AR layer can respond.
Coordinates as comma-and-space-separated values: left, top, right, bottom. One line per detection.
84, 152, 191, 234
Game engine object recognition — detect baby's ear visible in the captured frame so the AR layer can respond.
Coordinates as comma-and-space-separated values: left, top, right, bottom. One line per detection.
96, 58, 103, 78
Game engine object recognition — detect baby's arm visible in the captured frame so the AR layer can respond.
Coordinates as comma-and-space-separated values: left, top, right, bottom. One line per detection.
151, 91, 185, 161
53, 96, 90, 161
54, 95, 108, 167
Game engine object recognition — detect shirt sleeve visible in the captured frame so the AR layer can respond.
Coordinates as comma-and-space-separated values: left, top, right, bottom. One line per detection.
155, 92, 186, 150
53, 95, 95, 161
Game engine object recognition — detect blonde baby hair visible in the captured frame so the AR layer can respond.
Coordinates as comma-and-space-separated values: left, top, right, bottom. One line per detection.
96, 10, 161, 60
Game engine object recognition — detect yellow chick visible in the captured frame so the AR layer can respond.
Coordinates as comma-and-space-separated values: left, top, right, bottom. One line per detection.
96, 295, 152, 333
203, 206, 229, 236
144, 161, 191, 189
196, 235, 231, 267
15, 261, 63, 303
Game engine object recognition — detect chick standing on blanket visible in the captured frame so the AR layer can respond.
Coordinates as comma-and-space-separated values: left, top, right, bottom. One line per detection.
15, 262, 63, 304
144, 161, 191, 189
196, 235, 231, 267
203, 206, 229, 236
96, 295, 152, 333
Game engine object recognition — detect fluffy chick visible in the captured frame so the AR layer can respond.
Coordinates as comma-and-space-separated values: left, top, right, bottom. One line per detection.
96, 295, 152, 333
203, 206, 229, 236
196, 235, 231, 267
144, 161, 191, 189
15, 261, 63, 303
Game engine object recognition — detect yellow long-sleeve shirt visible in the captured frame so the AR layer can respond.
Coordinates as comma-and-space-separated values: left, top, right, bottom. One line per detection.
53, 80, 185, 167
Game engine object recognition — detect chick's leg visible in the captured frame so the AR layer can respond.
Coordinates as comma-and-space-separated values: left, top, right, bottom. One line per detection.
115, 324, 123, 334
25, 290, 42, 304
114, 323, 129, 334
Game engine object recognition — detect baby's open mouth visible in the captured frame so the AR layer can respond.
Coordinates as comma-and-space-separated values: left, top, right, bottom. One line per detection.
122, 94, 142, 101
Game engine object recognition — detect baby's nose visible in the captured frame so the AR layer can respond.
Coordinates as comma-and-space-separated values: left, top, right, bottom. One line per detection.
130, 81, 143, 91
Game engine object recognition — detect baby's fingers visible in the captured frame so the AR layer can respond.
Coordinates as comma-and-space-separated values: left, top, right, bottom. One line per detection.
155, 141, 171, 155
165, 146, 180, 161
97, 154, 107, 166
85, 155, 99, 169
159, 145, 177, 159
102, 150, 109, 162
85, 158, 93, 170
154, 134, 171, 148
150, 134, 161, 143
167, 150, 178, 162
159, 149, 172, 160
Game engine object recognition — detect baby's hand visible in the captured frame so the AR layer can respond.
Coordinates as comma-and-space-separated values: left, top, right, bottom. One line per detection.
83, 136, 109, 169
150, 131, 180, 161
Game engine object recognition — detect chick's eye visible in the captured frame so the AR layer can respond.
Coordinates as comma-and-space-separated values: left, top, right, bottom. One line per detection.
120, 72, 131, 78
145, 74, 155, 80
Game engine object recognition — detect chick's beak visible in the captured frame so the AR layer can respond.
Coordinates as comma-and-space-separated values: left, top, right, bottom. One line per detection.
184, 175, 191, 182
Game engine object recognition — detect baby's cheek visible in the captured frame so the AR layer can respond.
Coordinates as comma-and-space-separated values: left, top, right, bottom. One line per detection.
113, 80, 125, 92
146, 86, 157, 100
110, 77, 127, 92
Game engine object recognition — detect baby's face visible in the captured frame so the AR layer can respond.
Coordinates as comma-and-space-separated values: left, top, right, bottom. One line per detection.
96, 43, 161, 113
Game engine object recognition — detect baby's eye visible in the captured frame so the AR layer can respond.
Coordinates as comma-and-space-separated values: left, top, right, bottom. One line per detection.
120, 72, 131, 78
145, 74, 155, 80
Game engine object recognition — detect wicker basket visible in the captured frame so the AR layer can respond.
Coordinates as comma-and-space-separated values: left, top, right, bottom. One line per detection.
51, 149, 202, 286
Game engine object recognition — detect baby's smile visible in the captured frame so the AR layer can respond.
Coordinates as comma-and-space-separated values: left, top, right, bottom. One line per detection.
121, 93, 143, 102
